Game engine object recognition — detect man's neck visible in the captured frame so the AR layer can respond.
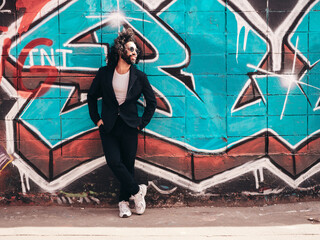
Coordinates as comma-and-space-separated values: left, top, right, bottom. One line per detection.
116, 58, 131, 74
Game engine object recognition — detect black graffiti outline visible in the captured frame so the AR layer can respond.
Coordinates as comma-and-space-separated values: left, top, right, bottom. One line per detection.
133, 0, 202, 101
3, 0, 320, 191
225, 0, 319, 112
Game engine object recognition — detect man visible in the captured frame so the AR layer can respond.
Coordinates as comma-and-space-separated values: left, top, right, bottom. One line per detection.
87, 28, 157, 218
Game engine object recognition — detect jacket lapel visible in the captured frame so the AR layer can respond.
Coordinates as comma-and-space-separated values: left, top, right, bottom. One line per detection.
126, 66, 137, 100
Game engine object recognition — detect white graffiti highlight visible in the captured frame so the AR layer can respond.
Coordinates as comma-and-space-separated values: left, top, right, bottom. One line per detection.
225, 0, 320, 117
40, 48, 56, 66
3, 59, 320, 193
136, 157, 320, 193
0, 0, 172, 193
0, 0, 10, 13
220, 0, 320, 71
1, 0, 320, 195
12, 155, 106, 193
234, 13, 251, 62
253, 170, 259, 189
141, 0, 167, 10
280, 37, 299, 120
315, 97, 320, 111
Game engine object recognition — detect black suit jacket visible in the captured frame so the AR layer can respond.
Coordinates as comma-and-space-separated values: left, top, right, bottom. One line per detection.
87, 65, 157, 133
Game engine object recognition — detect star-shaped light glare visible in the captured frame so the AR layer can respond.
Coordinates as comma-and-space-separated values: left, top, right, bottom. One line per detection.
247, 37, 320, 120
280, 74, 297, 89
86, 0, 151, 33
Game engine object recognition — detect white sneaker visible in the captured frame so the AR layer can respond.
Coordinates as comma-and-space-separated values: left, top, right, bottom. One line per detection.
133, 184, 147, 215
118, 201, 132, 218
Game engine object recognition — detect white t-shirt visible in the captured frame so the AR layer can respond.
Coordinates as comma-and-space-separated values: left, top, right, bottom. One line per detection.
112, 69, 130, 105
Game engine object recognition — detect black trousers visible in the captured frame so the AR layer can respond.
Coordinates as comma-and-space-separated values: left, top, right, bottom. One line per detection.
99, 116, 140, 202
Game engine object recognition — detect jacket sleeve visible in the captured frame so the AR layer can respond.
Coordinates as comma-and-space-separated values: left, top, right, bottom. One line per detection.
139, 73, 157, 130
87, 68, 102, 125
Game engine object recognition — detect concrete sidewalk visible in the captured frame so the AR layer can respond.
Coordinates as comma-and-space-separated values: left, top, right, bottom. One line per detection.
0, 201, 320, 239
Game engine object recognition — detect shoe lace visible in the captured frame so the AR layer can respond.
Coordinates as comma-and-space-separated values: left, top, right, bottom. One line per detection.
119, 201, 129, 211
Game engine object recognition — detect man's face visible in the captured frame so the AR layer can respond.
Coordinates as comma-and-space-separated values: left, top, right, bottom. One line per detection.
121, 41, 139, 65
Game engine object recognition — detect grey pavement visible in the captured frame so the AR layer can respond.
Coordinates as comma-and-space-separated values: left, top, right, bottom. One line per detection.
0, 201, 320, 239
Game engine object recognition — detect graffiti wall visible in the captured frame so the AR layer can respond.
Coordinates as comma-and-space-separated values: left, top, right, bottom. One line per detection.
1, 0, 320, 205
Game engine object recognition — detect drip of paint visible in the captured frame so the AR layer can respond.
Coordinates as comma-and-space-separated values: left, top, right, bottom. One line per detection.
234, 13, 251, 63
16, 164, 27, 193
253, 169, 259, 189
259, 168, 264, 182
12, 159, 31, 194
253, 168, 264, 189
25, 173, 30, 191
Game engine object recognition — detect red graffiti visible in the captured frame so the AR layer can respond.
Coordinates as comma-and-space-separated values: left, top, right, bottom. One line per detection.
16, 38, 58, 98
16, 0, 51, 37
0, 38, 12, 84
0, 26, 8, 32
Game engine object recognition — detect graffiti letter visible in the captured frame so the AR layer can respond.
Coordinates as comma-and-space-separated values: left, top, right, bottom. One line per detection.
16, 38, 58, 98
56, 49, 73, 68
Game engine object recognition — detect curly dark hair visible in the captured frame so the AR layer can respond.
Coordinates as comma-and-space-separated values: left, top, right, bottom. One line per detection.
107, 28, 141, 67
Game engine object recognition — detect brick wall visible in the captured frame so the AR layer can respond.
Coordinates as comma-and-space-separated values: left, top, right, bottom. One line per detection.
0, 0, 320, 205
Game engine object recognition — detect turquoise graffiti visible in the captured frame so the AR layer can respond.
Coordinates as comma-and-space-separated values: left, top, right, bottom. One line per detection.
0, 0, 320, 193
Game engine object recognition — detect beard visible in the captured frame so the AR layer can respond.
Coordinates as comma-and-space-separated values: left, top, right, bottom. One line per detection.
121, 51, 135, 65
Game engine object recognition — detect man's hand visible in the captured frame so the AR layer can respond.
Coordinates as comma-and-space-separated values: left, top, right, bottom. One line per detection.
137, 126, 140, 130
97, 119, 104, 127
